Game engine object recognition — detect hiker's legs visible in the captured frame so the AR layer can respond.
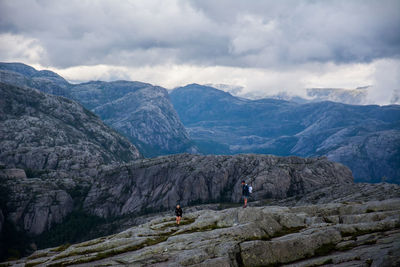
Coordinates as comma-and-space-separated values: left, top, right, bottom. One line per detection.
176, 216, 181, 225
243, 196, 248, 207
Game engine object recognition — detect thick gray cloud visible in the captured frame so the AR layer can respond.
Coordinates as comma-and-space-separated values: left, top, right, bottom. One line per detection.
1, 0, 399, 68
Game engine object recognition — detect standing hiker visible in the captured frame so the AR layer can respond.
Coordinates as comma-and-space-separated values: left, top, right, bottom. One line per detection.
175, 204, 183, 225
241, 180, 250, 208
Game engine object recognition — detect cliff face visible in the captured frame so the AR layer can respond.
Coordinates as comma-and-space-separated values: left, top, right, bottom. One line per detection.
5, 184, 400, 267
83, 153, 353, 218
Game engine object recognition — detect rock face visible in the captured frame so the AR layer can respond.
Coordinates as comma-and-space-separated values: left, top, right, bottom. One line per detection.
73, 81, 196, 157
83, 154, 353, 218
6, 184, 400, 267
0, 169, 74, 235
0, 62, 196, 157
169, 84, 400, 183
0, 82, 140, 171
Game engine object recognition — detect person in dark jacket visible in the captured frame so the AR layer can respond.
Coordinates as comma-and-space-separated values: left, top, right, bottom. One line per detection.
175, 204, 183, 225
241, 180, 250, 208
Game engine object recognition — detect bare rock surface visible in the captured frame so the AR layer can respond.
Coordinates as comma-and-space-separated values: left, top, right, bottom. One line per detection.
5, 196, 399, 267
83, 153, 353, 218
0, 169, 74, 235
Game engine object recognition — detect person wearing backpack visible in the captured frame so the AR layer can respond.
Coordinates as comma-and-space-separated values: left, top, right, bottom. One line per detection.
241, 180, 252, 208
175, 204, 183, 225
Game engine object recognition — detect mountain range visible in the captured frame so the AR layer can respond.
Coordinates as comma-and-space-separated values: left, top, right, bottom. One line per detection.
0, 62, 399, 184
0, 63, 196, 157
170, 84, 400, 183
0, 81, 353, 260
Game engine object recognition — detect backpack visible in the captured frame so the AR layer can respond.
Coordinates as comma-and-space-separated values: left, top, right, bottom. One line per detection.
248, 185, 253, 194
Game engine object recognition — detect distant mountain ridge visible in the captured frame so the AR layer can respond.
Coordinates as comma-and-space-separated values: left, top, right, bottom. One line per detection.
1, 63, 399, 183
0, 62, 196, 157
208, 83, 371, 105
170, 84, 400, 183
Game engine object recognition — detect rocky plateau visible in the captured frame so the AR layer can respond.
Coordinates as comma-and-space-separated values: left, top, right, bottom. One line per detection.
3, 183, 399, 267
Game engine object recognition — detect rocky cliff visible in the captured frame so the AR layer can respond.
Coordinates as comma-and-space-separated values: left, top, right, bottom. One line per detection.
5, 183, 399, 267
169, 84, 400, 183
84, 153, 353, 218
0, 62, 196, 157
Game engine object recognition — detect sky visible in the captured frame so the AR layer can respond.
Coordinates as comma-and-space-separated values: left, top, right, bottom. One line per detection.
0, 0, 399, 104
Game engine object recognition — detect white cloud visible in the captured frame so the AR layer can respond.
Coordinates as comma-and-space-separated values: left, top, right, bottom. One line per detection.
45, 58, 398, 105
369, 58, 400, 105
0, 33, 47, 65
1, 0, 399, 105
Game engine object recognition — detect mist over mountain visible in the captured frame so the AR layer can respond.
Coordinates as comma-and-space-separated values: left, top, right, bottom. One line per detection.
0, 62, 196, 157
208, 83, 373, 105
170, 84, 400, 183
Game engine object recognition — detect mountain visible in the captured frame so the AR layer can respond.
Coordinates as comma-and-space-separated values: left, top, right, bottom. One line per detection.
0, 82, 140, 259
0, 83, 354, 259
0, 62, 196, 157
5, 183, 400, 266
71, 81, 196, 156
0, 82, 140, 171
169, 84, 400, 183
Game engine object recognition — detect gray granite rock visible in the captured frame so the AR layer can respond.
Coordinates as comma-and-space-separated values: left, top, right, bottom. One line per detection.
83, 154, 353, 218
5, 197, 399, 266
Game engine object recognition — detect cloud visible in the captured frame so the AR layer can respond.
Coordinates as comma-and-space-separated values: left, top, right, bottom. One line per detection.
1, 0, 399, 68
0, 33, 47, 65
0, 0, 399, 104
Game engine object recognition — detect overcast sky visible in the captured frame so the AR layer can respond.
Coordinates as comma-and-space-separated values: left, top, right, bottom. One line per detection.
1, 0, 399, 104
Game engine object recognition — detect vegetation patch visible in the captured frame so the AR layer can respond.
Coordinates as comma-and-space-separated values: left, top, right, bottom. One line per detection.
35, 210, 108, 250
74, 238, 105, 248
152, 217, 196, 230
27, 251, 51, 260
50, 236, 169, 266
25, 260, 47, 267
50, 243, 71, 252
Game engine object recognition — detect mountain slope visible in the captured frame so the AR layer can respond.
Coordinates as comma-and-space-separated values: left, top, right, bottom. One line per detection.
0, 82, 140, 171
72, 81, 196, 156
0, 62, 196, 156
170, 84, 400, 183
